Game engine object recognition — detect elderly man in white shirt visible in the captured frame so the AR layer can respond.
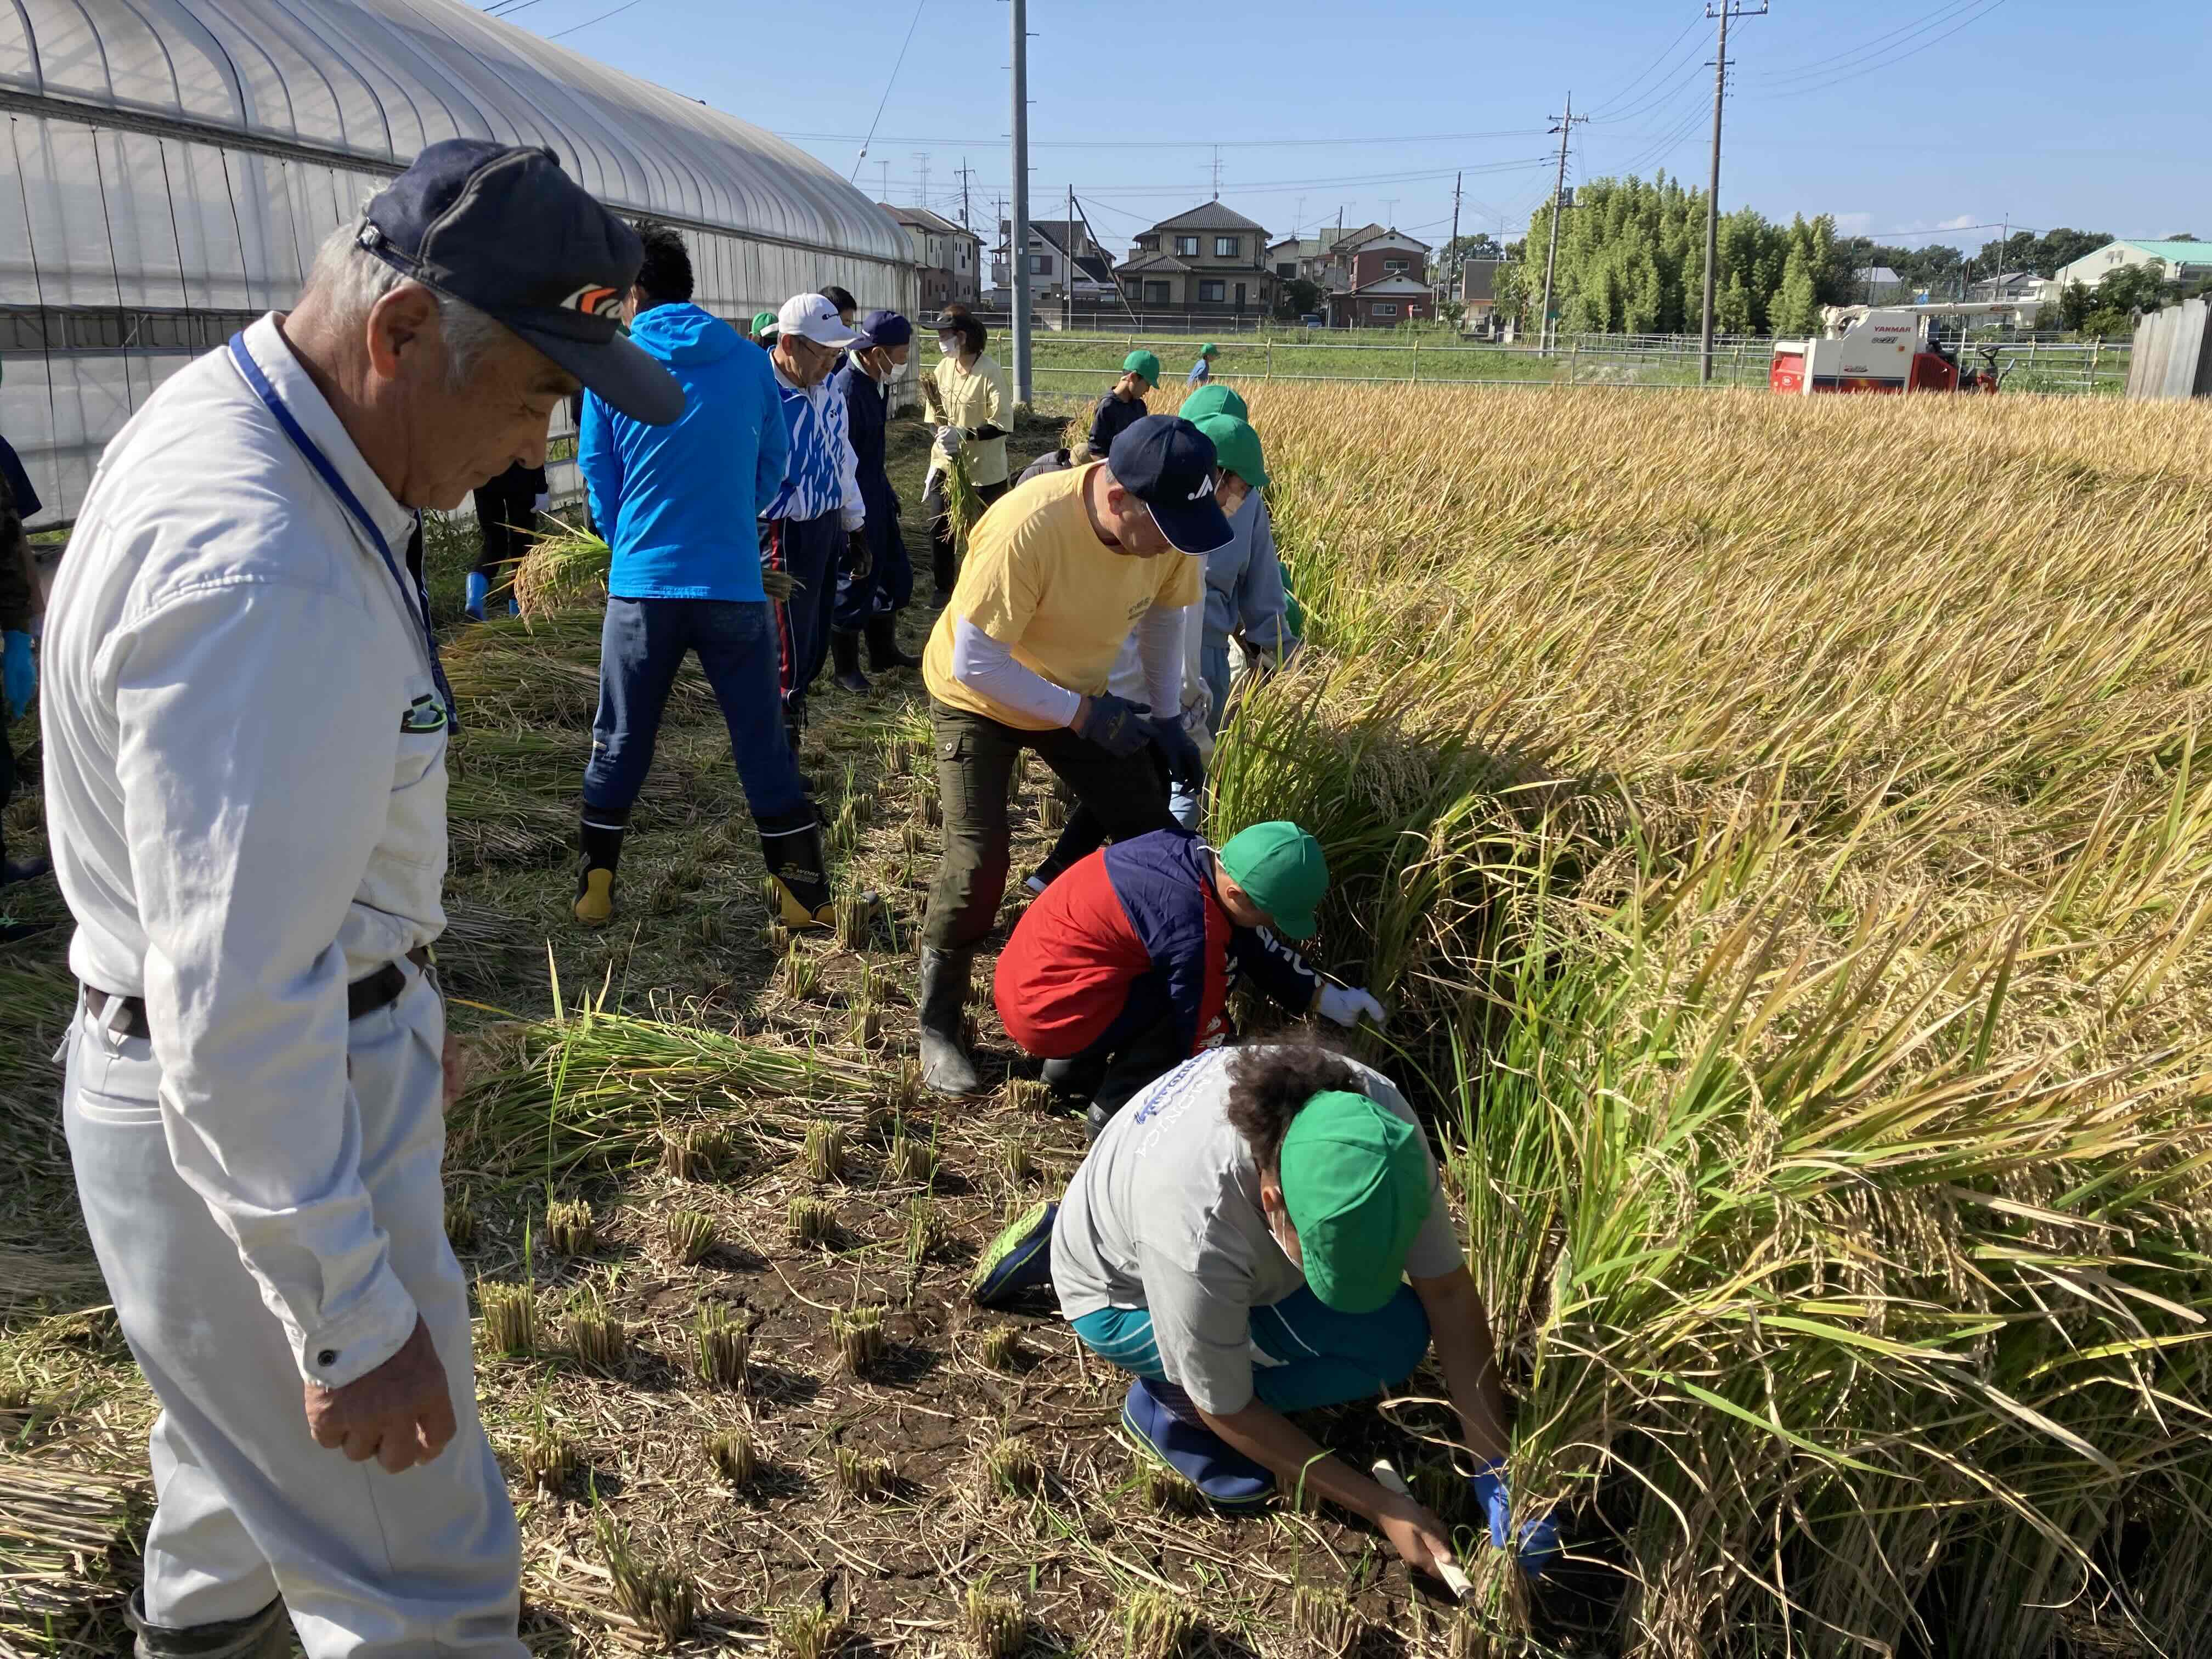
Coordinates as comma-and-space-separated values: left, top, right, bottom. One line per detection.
39, 140, 680, 1658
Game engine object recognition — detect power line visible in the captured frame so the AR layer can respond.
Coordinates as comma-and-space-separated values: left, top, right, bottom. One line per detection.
1583, 9, 1708, 119
770, 127, 1547, 151
1745, 0, 2008, 98
1587, 26, 1714, 124
847, 0, 929, 182
545, 0, 651, 39
1749, 0, 1987, 82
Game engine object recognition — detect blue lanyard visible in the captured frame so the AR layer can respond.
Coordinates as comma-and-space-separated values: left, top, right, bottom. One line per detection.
225, 334, 459, 730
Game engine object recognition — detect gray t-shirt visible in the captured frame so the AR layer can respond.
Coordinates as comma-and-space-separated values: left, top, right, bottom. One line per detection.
1051, 1046, 1462, 1415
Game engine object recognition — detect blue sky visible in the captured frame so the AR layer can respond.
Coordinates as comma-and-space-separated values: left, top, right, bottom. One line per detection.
503, 0, 2205, 256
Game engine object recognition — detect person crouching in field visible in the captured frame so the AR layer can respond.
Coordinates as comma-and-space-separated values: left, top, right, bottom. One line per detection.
994, 821, 1385, 1133
970, 1041, 1559, 1583
1183, 413, 1295, 730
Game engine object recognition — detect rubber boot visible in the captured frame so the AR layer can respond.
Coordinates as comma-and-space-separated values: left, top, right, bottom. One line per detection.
574, 808, 627, 928
760, 808, 833, 930
831, 629, 871, 695
865, 613, 923, 671
465, 569, 490, 622
126, 1590, 292, 1658
917, 945, 983, 1094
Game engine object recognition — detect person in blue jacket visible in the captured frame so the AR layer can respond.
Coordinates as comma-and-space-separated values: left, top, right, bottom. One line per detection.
573, 223, 835, 933
828, 309, 922, 692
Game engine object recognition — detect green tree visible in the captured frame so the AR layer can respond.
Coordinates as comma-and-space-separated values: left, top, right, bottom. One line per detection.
1717, 269, 1755, 336
1771, 246, 1819, 337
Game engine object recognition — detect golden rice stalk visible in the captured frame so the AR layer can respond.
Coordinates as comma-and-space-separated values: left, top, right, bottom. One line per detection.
1138, 1459, 1201, 1517
693, 1302, 751, 1390
905, 1197, 947, 1264
1122, 1589, 1197, 1659
664, 1209, 717, 1265
848, 1003, 883, 1047
778, 944, 822, 1001
595, 1511, 696, 1644
1000, 1133, 1037, 1184
831, 1304, 887, 1375
832, 1445, 895, 1501
962, 1581, 1028, 1659
0, 1454, 134, 1622
477, 1280, 536, 1357
510, 525, 610, 618
804, 1120, 848, 1183
707, 1426, 758, 1487
1036, 791, 1068, 831
788, 1195, 837, 1248
445, 1194, 479, 1250
544, 1198, 596, 1257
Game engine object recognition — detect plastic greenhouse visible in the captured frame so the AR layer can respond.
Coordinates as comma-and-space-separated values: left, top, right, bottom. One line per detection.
0, 0, 918, 522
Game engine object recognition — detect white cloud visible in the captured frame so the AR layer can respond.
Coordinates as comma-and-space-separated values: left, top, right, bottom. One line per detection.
1833, 212, 1874, 236
1938, 215, 1980, 232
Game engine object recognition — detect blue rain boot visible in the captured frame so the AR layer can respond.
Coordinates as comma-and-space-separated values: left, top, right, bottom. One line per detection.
1121, 1377, 1273, 1510
969, 1199, 1056, 1308
465, 569, 490, 621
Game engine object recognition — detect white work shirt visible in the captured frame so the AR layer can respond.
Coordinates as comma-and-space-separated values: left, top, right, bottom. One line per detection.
41, 312, 449, 1388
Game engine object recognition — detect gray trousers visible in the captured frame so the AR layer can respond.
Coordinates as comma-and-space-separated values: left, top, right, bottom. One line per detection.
63, 963, 524, 1656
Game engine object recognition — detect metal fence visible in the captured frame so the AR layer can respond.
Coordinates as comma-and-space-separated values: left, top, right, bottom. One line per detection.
1019, 330, 2132, 396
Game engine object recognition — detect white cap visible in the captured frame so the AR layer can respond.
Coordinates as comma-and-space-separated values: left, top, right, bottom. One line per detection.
778, 293, 864, 348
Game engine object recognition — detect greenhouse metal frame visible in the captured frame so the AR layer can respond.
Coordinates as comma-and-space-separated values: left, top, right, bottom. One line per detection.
1, 0, 919, 521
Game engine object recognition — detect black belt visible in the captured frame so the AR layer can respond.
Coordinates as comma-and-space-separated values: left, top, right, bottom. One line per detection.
83, 946, 434, 1043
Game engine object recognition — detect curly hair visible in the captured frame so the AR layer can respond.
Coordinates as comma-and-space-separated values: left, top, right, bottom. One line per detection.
1223, 1042, 1362, 1173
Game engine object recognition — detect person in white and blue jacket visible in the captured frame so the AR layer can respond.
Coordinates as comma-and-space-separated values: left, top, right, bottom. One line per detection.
763, 293, 868, 756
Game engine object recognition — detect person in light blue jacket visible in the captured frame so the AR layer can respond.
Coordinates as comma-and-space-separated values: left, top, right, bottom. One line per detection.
574, 224, 836, 933
1186, 413, 1295, 730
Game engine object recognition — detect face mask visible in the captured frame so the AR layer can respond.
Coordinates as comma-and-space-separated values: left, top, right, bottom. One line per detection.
938, 337, 957, 356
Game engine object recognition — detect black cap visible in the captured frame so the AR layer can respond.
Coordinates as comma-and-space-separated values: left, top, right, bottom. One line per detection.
858, 309, 912, 349
1106, 415, 1234, 555
358, 140, 683, 426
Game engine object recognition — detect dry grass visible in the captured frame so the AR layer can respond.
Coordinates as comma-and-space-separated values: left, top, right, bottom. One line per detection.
961, 1580, 1028, 1659
476, 1280, 535, 1357
692, 1302, 750, 1390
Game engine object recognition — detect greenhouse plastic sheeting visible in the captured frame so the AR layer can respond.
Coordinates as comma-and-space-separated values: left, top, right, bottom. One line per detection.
0, 0, 917, 521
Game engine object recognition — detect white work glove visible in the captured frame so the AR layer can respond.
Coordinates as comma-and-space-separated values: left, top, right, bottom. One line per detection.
1317, 984, 1386, 1029
1179, 680, 1216, 765
934, 425, 965, 459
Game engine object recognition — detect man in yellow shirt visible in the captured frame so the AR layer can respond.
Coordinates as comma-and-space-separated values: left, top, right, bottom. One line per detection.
921, 312, 1012, 601
917, 416, 1231, 1093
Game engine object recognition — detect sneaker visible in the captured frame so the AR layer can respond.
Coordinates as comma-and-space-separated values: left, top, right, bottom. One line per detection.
970, 1199, 1056, 1308
1120, 1378, 1273, 1510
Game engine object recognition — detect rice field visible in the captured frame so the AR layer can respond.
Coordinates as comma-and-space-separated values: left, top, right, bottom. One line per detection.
3, 382, 2211, 1657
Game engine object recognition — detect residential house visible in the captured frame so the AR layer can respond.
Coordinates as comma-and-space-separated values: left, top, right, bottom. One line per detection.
2053, 239, 2212, 294
1451, 258, 1501, 330
882, 204, 982, 311
990, 218, 1116, 309
1850, 264, 1906, 303
1967, 269, 2046, 303
1116, 202, 1277, 320
1329, 227, 1434, 327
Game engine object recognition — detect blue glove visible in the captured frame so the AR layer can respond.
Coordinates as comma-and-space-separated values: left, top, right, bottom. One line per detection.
1074, 692, 1153, 758
1147, 714, 1205, 788
1470, 1457, 1561, 1579
2, 630, 33, 722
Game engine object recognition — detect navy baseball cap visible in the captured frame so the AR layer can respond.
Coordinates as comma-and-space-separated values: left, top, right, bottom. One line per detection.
1106, 415, 1234, 555
358, 139, 682, 425
857, 309, 912, 349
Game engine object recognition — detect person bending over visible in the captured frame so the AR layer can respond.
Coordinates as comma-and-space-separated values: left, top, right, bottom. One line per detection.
1089, 350, 1160, 458
994, 822, 1383, 1133
972, 1042, 1559, 1583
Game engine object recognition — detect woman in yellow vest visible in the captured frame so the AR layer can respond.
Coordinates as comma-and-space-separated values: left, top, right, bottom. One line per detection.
921, 312, 1012, 600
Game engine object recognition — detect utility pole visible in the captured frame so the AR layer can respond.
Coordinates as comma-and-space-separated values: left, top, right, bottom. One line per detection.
1446, 170, 1463, 311
1699, 0, 1765, 383
879, 160, 891, 203
1009, 0, 1032, 405
1211, 145, 1222, 201
1066, 183, 1077, 331
916, 153, 931, 210
959, 159, 972, 230
1539, 93, 1585, 357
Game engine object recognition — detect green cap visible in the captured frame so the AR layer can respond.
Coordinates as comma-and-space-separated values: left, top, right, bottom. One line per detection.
1181, 383, 1249, 422
1217, 821, 1326, 939
1201, 342, 1219, 355
1280, 1091, 1434, 1313
752, 309, 778, 336
1122, 349, 1161, 387
1192, 413, 1267, 488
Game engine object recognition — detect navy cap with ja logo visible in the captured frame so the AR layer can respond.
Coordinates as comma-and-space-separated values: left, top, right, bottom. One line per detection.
357, 139, 683, 426
1105, 414, 1234, 555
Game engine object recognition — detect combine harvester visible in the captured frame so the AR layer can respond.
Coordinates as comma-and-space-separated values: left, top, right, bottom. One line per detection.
1770, 300, 2040, 394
